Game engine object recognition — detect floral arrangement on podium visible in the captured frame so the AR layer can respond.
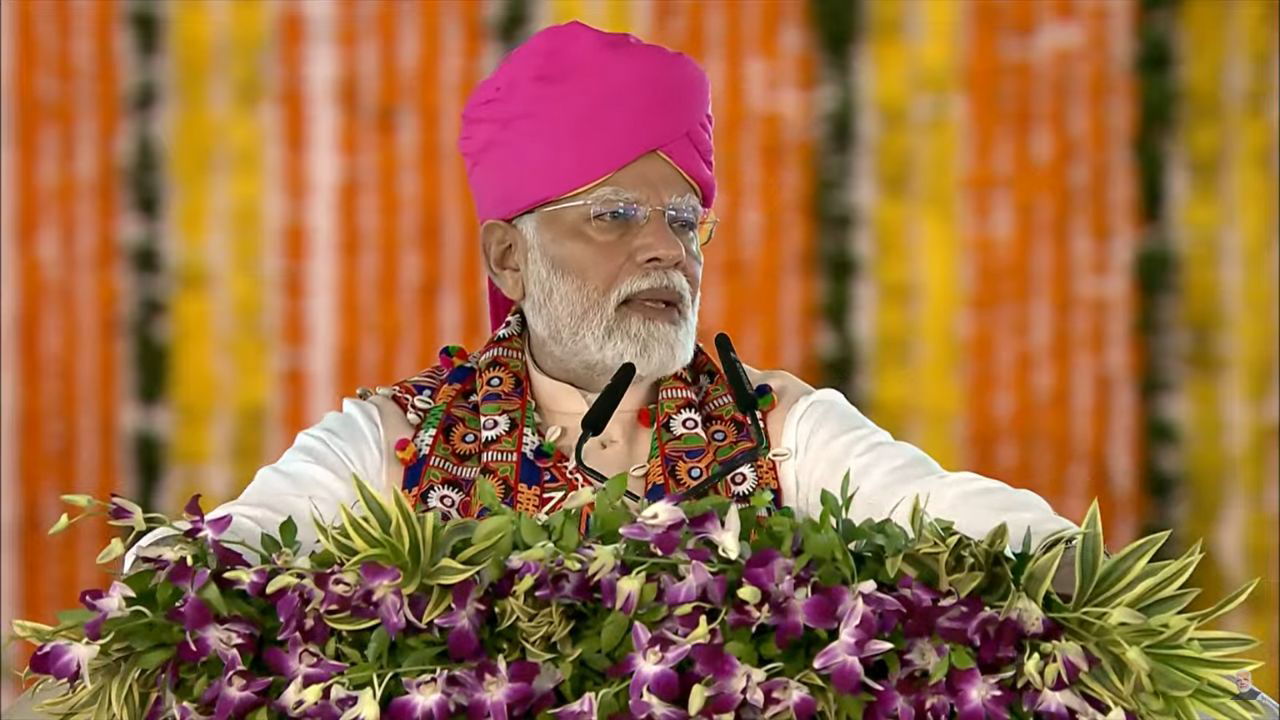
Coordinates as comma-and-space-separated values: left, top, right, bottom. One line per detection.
12, 474, 1263, 720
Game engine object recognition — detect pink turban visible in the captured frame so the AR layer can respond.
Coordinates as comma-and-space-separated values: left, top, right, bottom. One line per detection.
458, 21, 716, 329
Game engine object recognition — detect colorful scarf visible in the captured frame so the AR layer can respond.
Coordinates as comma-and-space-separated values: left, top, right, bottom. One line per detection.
379, 310, 781, 519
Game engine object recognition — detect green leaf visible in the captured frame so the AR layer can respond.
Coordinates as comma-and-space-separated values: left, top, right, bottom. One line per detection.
260, 532, 283, 557
352, 475, 395, 533
518, 514, 548, 547
366, 627, 391, 663
1185, 578, 1258, 627
1087, 529, 1170, 605
600, 611, 630, 653
1071, 501, 1105, 610
928, 652, 951, 684
424, 558, 484, 585
949, 646, 975, 670
819, 489, 841, 523
279, 515, 298, 549
136, 647, 174, 670
198, 580, 230, 616
475, 479, 502, 511
1136, 588, 1200, 618
55, 608, 95, 626
1188, 630, 1259, 656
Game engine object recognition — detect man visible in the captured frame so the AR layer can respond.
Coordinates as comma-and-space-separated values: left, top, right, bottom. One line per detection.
130, 21, 1076, 566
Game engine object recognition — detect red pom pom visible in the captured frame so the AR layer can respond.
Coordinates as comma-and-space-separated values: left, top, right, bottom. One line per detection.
394, 437, 419, 466
636, 406, 655, 428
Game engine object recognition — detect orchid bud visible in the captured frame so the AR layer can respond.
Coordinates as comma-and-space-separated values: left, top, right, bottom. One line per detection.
737, 585, 763, 604
95, 537, 125, 564
59, 494, 95, 508
614, 572, 645, 615
48, 512, 72, 536
688, 683, 708, 716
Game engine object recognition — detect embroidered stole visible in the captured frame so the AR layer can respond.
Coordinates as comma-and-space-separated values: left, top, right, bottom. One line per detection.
379, 310, 781, 519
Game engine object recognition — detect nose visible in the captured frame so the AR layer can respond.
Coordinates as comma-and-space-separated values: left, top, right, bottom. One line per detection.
632, 212, 688, 269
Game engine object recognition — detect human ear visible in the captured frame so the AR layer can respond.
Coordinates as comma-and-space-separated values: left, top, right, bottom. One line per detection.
480, 219, 526, 303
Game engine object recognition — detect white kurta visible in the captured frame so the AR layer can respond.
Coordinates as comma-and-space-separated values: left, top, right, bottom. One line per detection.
126, 358, 1078, 567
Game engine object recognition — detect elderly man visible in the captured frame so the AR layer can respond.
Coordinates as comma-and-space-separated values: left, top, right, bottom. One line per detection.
130, 21, 1075, 564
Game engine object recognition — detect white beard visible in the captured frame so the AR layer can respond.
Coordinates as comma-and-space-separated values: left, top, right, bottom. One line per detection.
517, 218, 699, 386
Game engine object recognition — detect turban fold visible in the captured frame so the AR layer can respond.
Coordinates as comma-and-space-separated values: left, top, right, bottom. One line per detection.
458, 21, 715, 329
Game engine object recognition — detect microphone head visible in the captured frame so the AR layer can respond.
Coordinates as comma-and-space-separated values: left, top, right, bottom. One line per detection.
715, 333, 758, 414
580, 362, 637, 438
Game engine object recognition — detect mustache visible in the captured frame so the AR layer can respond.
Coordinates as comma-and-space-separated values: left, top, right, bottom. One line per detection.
609, 271, 693, 309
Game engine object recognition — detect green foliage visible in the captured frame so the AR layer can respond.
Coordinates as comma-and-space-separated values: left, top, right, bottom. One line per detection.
14, 481, 1262, 720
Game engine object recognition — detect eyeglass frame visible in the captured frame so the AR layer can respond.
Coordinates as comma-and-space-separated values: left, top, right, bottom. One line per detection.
525, 197, 719, 250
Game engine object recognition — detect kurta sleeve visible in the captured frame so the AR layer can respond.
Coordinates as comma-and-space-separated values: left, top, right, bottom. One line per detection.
777, 388, 1078, 550
123, 397, 389, 570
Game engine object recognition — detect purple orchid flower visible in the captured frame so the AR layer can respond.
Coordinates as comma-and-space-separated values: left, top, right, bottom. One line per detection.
687, 508, 742, 560
263, 635, 348, 685
1048, 641, 1091, 689
198, 665, 271, 720
274, 581, 331, 646
812, 596, 894, 695
948, 668, 1014, 720
323, 685, 380, 720
352, 563, 407, 638
601, 572, 645, 616
628, 687, 689, 720
1021, 687, 1094, 720
106, 494, 146, 532
386, 671, 453, 720
760, 678, 818, 720
619, 501, 686, 556
28, 640, 98, 686
741, 549, 794, 591
169, 596, 258, 665
181, 495, 245, 567
866, 679, 919, 720
528, 662, 564, 716
549, 691, 597, 720
535, 568, 591, 604
709, 662, 768, 713
314, 570, 360, 614
164, 560, 212, 595
661, 561, 718, 606
275, 677, 326, 717
766, 576, 811, 649
612, 623, 691, 702
453, 658, 539, 720
434, 578, 489, 661
79, 580, 135, 640
900, 637, 948, 675
222, 567, 268, 597
895, 576, 947, 639
936, 598, 1022, 667
690, 642, 739, 684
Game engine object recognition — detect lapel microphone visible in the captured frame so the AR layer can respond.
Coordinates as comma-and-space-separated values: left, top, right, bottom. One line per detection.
575, 362, 642, 502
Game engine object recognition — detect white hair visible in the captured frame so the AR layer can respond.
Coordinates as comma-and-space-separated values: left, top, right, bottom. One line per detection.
515, 214, 699, 386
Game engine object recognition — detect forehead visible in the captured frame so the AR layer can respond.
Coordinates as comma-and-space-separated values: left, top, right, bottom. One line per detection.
571, 152, 701, 205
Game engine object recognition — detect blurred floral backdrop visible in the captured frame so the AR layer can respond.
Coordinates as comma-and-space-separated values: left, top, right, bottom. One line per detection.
1, 0, 1276, 698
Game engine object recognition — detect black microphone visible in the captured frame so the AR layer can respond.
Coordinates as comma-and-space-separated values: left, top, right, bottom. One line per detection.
714, 333, 758, 413
581, 362, 636, 439
575, 362, 641, 502
668, 333, 773, 502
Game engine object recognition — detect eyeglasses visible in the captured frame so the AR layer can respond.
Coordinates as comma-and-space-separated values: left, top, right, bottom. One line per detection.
528, 198, 718, 251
